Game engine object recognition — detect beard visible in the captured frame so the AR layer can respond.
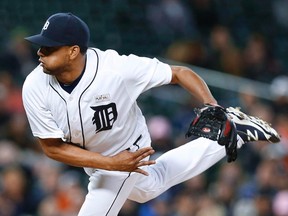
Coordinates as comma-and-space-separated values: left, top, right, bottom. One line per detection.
40, 61, 71, 76
41, 65, 52, 75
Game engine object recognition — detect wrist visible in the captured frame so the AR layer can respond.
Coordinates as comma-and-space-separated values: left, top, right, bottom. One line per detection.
204, 101, 218, 106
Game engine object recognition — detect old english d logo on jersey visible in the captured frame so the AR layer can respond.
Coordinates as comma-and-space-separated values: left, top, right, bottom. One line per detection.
91, 103, 118, 133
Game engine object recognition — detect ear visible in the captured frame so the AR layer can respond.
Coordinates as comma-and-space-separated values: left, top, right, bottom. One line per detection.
69, 45, 81, 60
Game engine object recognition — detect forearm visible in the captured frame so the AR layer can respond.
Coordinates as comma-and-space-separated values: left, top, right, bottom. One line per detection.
170, 66, 217, 105
38, 138, 155, 175
38, 138, 111, 169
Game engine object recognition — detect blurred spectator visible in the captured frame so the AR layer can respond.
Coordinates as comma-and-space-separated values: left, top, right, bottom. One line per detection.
273, 190, 288, 216
242, 33, 283, 82
139, 192, 171, 216
119, 200, 140, 216
32, 157, 64, 199
237, 85, 262, 112
0, 1, 287, 215
0, 27, 37, 84
270, 75, 288, 115
171, 191, 198, 216
241, 0, 275, 38
273, 113, 288, 158
0, 140, 21, 168
147, 115, 173, 159
35, 166, 86, 216
239, 160, 279, 200
188, 0, 219, 37
196, 194, 226, 216
4, 113, 38, 151
146, 0, 198, 44
0, 70, 38, 152
248, 102, 275, 125
0, 165, 40, 215
165, 40, 209, 67
0, 71, 24, 114
207, 25, 244, 76
254, 190, 274, 216
272, 0, 288, 29
182, 174, 207, 196
55, 171, 86, 216
233, 198, 257, 216
37, 195, 59, 216
210, 162, 244, 215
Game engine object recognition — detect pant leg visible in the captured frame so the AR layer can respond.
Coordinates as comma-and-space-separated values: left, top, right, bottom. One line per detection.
128, 138, 226, 203
78, 170, 141, 216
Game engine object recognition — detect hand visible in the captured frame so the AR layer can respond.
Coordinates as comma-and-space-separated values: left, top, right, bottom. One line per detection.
109, 147, 156, 176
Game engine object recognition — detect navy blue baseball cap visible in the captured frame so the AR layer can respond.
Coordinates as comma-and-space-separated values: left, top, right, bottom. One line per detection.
25, 12, 90, 47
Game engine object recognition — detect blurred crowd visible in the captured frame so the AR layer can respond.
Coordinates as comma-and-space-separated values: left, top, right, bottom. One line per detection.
0, 0, 288, 215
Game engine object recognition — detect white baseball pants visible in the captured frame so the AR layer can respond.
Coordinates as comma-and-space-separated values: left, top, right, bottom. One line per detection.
78, 138, 226, 216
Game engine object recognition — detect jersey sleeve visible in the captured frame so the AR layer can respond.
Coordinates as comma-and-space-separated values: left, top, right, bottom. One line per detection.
22, 70, 64, 139
124, 54, 172, 92
105, 50, 172, 100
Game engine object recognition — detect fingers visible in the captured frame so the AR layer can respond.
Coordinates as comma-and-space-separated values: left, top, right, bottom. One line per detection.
134, 168, 149, 176
112, 147, 155, 175
134, 147, 155, 161
133, 159, 156, 176
138, 159, 156, 166
132, 147, 156, 176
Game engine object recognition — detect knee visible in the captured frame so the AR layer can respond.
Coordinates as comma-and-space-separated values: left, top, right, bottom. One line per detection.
130, 191, 156, 203
133, 195, 153, 203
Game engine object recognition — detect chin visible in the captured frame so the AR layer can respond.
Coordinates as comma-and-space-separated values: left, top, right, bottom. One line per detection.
42, 68, 52, 75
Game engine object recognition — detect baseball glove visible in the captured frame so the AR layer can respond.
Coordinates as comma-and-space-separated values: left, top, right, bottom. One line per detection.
185, 105, 238, 162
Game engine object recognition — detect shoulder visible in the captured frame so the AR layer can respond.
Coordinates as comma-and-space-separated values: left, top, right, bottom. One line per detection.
88, 47, 163, 64
88, 48, 122, 60
22, 65, 50, 94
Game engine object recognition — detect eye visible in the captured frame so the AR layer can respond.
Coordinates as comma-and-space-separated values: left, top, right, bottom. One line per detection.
39, 46, 61, 55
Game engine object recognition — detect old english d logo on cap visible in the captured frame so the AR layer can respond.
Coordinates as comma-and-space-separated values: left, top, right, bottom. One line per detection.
42, 21, 50, 30
25, 12, 90, 48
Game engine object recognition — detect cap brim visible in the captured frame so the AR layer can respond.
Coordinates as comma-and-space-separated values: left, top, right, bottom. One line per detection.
25, 34, 65, 47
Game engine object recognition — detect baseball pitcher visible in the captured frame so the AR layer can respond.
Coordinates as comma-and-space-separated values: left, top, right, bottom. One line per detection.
22, 13, 280, 215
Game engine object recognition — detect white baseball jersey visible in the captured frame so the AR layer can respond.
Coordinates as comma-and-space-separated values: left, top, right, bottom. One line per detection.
23, 48, 229, 216
22, 48, 172, 157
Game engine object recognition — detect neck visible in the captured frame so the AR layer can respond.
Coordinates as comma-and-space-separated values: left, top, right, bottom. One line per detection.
56, 54, 86, 85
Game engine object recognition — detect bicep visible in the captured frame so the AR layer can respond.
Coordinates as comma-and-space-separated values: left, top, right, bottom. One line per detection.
170, 65, 198, 84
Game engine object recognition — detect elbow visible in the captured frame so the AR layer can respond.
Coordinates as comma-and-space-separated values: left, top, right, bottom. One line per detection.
38, 138, 63, 160
41, 144, 59, 160
170, 66, 193, 84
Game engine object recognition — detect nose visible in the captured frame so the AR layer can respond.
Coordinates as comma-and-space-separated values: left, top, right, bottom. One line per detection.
37, 47, 43, 57
37, 47, 45, 57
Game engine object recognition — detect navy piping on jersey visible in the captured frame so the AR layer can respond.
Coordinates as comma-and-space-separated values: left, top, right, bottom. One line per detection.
126, 134, 142, 151
49, 85, 72, 143
106, 135, 142, 215
49, 49, 99, 148
132, 134, 142, 150
106, 172, 132, 216
78, 48, 99, 149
